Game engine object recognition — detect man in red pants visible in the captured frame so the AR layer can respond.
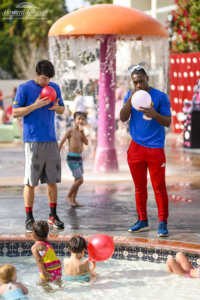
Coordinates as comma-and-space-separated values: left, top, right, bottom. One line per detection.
120, 63, 171, 237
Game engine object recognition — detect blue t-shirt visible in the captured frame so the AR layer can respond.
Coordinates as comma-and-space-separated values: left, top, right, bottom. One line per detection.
124, 87, 171, 148
13, 80, 64, 142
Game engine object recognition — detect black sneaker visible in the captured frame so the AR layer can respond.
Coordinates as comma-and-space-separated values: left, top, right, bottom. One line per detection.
25, 218, 35, 233
48, 215, 64, 229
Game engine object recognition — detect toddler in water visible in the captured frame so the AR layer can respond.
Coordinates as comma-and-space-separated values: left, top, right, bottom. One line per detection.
0, 264, 29, 299
58, 111, 88, 207
63, 236, 96, 282
167, 252, 199, 278
31, 220, 62, 282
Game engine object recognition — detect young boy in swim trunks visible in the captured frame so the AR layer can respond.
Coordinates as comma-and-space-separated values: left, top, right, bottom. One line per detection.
167, 252, 199, 278
63, 236, 96, 282
58, 111, 88, 207
31, 220, 62, 283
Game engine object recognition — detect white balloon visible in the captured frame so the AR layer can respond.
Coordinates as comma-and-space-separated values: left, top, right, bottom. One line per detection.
131, 90, 152, 110
131, 90, 152, 121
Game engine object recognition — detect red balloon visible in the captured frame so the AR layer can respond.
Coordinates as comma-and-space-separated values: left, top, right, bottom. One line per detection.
87, 234, 115, 262
41, 86, 57, 102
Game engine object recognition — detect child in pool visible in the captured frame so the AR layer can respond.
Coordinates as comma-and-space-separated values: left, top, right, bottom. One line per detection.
0, 264, 29, 299
167, 252, 199, 278
31, 220, 62, 282
58, 111, 88, 208
63, 236, 96, 282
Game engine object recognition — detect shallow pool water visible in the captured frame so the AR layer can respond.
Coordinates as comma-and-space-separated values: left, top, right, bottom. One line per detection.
0, 256, 199, 300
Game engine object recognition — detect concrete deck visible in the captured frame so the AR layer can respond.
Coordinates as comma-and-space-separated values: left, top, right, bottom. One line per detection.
0, 133, 200, 249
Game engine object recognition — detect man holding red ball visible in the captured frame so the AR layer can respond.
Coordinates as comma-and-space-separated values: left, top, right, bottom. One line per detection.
12, 59, 65, 232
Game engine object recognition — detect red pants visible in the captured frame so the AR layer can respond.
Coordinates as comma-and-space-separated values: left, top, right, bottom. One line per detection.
127, 140, 168, 223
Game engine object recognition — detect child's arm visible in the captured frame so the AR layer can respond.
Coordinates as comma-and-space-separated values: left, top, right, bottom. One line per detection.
58, 129, 71, 151
89, 260, 97, 277
16, 282, 29, 295
89, 260, 96, 271
85, 259, 97, 277
79, 126, 88, 145
31, 246, 52, 281
189, 268, 199, 278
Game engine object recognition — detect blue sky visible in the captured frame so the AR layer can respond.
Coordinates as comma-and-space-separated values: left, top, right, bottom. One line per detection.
66, 0, 90, 12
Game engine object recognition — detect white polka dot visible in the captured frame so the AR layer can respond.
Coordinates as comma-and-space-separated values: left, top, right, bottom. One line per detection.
183, 72, 188, 77
180, 85, 185, 91
180, 124, 184, 129
188, 125, 191, 131
173, 72, 177, 77
196, 71, 200, 76
178, 72, 182, 77
185, 131, 190, 139
187, 85, 192, 91
171, 58, 175, 63
175, 124, 180, 129
174, 98, 178, 103
179, 99, 182, 103
190, 71, 194, 77
176, 58, 180, 63
193, 57, 197, 63
171, 85, 175, 90
181, 58, 185, 63
172, 110, 176, 116
187, 58, 191, 63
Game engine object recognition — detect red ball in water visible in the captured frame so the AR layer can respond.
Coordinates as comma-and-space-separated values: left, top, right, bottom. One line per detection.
41, 86, 57, 102
87, 234, 115, 262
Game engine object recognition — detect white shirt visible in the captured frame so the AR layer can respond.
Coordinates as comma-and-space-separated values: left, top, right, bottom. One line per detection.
74, 95, 86, 112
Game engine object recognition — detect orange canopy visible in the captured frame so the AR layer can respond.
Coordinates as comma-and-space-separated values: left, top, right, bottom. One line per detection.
48, 4, 168, 37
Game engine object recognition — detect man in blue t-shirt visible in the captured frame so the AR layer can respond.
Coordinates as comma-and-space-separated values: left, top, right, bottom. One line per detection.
120, 64, 171, 237
12, 60, 65, 232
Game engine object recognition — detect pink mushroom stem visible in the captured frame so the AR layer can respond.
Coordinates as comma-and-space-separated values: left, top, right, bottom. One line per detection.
94, 35, 118, 173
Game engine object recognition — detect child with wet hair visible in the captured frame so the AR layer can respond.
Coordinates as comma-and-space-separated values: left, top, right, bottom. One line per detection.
31, 220, 62, 282
63, 236, 96, 282
167, 252, 199, 278
0, 263, 29, 299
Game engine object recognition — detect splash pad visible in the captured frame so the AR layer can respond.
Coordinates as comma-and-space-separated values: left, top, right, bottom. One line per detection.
48, 4, 168, 173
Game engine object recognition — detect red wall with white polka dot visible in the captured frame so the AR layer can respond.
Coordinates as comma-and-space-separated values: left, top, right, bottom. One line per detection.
170, 53, 200, 133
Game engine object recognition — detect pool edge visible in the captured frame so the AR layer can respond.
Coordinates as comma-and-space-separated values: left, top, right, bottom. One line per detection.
1, 234, 200, 254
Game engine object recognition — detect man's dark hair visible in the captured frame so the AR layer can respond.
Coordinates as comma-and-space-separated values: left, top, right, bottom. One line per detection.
69, 236, 87, 253
32, 220, 49, 239
36, 59, 55, 78
74, 111, 87, 120
131, 68, 148, 77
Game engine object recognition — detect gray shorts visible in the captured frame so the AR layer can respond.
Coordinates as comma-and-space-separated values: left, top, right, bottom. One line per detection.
24, 142, 61, 187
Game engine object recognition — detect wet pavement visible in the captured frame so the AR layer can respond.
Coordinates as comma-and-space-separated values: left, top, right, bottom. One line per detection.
0, 132, 200, 244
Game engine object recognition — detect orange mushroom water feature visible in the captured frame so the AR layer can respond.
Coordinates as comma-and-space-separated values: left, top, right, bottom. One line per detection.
48, 4, 168, 173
